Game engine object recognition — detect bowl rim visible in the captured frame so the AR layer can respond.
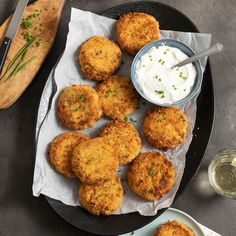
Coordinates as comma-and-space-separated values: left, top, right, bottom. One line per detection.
130, 38, 203, 107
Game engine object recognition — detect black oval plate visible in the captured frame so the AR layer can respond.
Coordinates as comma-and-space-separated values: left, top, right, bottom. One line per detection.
44, 1, 214, 235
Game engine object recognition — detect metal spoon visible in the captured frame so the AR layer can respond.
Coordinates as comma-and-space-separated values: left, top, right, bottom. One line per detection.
171, 42, 223, 69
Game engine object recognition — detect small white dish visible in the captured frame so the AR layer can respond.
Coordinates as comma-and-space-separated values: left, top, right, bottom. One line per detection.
120, 208, 205, 236
131, 39, 202, 106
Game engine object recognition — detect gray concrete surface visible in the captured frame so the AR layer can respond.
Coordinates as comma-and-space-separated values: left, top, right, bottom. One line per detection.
0, 0, 235, 235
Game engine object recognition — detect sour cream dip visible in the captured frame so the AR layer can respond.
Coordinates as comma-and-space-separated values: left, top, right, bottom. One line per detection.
135, 45, 196, 104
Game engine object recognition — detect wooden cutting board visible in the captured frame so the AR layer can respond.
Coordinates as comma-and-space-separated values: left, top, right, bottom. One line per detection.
0, 0, 66, 109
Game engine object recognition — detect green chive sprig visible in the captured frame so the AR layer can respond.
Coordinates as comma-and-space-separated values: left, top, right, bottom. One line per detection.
0, 35, 37, 81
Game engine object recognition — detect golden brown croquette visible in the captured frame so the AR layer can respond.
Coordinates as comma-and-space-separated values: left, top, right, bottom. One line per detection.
57, 85, 102, 130
155, 220, 195, 236
127, 152, 176, 201
49, 132, 89, 178
79, 176, 124, 215
79, 36, 122, 81
117, 12, 160, 55
96, 75, 139, 120
143, 107, 188, 150
71, 137, 119, 184
99, 120, 142, 165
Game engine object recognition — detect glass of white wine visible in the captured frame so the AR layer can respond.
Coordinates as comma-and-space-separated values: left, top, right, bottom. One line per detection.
208, 149, 236, 199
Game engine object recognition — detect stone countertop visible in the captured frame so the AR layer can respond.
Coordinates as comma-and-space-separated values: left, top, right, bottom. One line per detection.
0, 0, 235, 235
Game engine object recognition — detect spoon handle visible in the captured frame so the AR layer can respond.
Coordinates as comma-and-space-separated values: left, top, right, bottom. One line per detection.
173, 42, 223, 68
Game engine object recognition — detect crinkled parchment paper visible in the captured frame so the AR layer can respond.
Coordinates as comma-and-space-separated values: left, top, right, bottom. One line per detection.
33, 8, 211, 216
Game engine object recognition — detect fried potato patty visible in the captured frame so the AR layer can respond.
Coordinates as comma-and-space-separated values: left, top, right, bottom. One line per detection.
117, 12, 160, 55
143, 107, 188, 150
79, 176, 124, 215
127, 152, 176, 201
57, 85, 102, 130
155, 220, 195, 236
49, 132, 89, 178
72, 137, 119, 184
99, 120, 142, 165
96, 75, 138, 120
79, 36, 122, 81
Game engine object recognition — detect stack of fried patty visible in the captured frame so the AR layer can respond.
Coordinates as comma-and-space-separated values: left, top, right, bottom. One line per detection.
48, 12, 188, 216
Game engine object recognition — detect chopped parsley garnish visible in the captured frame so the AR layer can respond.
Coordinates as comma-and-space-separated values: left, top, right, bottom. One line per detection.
155, 46, 159, 49
164, 51, 167, 55
79, 94, 85, 101
182, 76, 187, 80
72, 107, 79, 112
155, 90, 164, 94
155, 90, 165, 99
21, 19, 33, 29
21, 11, 41, 29
158, 58, 165, 65
27, 13, 40, 19
154, 76, 162, 81
150, 168, 155, 177
106, 88, 113, 93
172, 85, 177, 90
35, 41, 43, 47
183, 89, 187, 92
22, 32, 34, 42
124, 116, 128, 122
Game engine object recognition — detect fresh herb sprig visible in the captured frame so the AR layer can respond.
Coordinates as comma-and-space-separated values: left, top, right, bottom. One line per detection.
0, 35, 37, 81
10, 49, 28, 77
13, 56, 36, 76
21, 12, 41, 29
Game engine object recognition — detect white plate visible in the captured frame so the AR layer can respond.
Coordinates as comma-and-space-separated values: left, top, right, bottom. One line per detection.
120, 208, 205, 236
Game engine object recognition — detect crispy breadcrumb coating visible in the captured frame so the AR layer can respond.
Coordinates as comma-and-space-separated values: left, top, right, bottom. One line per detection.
127, 152, 176, 201
143, 107, 188, 150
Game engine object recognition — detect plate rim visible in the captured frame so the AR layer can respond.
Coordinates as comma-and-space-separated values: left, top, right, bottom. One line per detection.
101, 0, 198, 33
123, 207, 205, 236
35, 1, 215, 235
167, 208, 205, 235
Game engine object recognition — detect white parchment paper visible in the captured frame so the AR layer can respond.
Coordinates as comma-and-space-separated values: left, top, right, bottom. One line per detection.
33, 8, 211, 215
